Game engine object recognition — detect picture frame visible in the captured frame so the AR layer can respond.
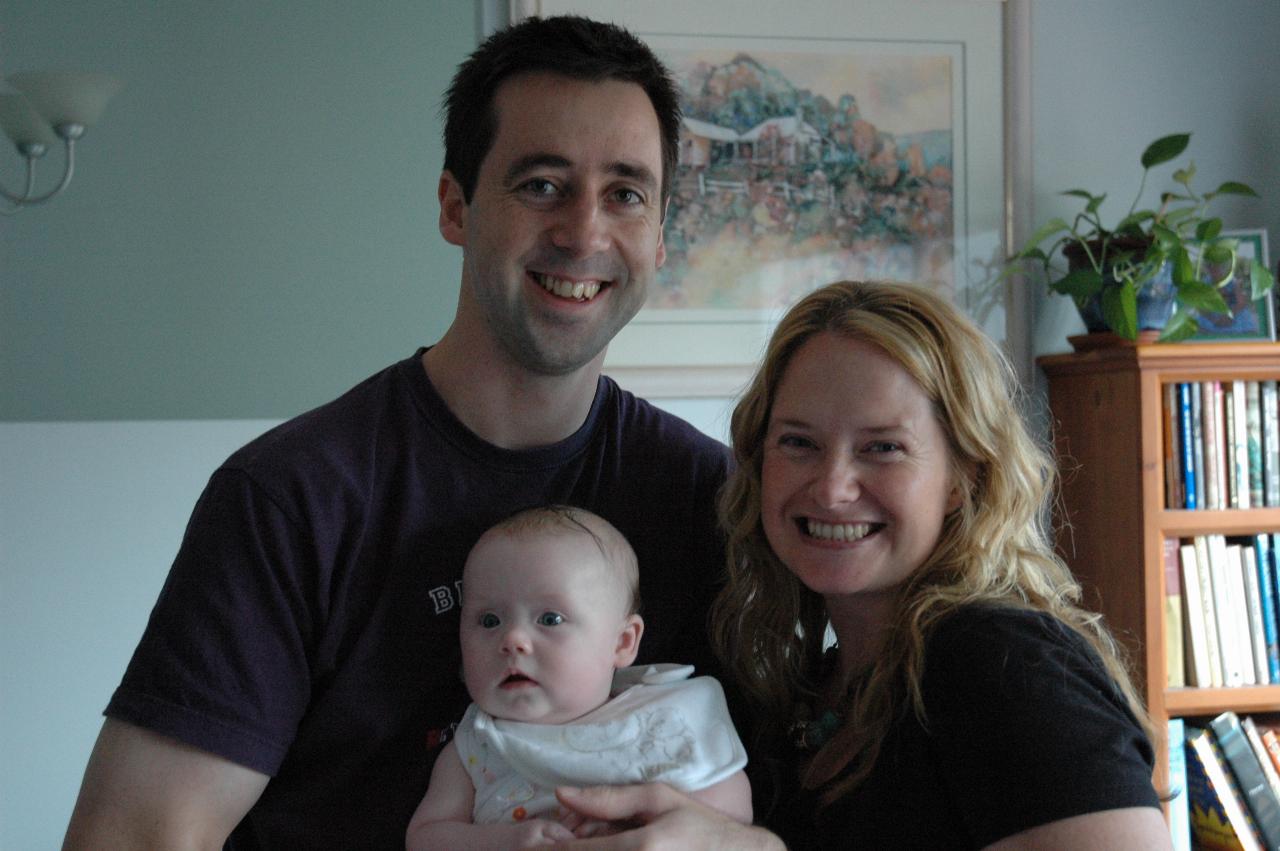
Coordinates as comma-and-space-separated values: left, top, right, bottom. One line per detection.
507, 0, 1023, 396
1191, 228, 1275, 342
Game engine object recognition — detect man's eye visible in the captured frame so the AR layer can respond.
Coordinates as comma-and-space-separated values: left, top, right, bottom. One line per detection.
479, 613, 500, 629
521, 178, 559, 196
614, 188, 643, 205
537, 611, 564, 627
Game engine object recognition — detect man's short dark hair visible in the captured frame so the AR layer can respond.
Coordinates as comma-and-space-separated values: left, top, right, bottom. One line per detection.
442, 15, 681, 207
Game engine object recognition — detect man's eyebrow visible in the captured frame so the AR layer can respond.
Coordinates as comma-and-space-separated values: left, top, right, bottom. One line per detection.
504, 153, 572, 185
502, 154, 659, 193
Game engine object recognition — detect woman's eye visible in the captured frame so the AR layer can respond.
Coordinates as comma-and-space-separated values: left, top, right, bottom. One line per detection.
537, 611, 564, 627
866, 441, 903, 454
479, 613, 500, 629
778, 434, 815, 450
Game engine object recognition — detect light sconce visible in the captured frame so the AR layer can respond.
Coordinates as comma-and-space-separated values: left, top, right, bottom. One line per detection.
1, 71, 122, 214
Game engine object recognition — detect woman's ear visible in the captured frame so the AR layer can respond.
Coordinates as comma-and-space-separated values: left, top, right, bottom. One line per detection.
613, 614, 644, 668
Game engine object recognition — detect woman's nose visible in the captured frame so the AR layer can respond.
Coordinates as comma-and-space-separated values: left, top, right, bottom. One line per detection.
808, 455, 860, 507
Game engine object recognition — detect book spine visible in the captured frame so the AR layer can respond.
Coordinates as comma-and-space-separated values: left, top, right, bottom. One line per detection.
1243, 717, 1280, 802
1166, 382, 1183, 509
1211, 712, 1280, 848
1248, 381, 1264, 507
1241, 544, 1269, 685
1166, 536, 1187, 687
1194, 382, 1207, 511
1182, 542, 1212, 687
1216, 381, 1230, 509
1209, 535, 1247, 687
1263, 728, 1280, 779
1228, 384, 1241, 509
1234, 381, 1251, 510
1198, 535, 1226, 687
1181, 383, 1198, 510
1187, 725, 1264, 851
1264, 381, 1279, 508
1170, 717, 1193, 851
1204, 381, 1220, 510
1252, 533, 1280, 685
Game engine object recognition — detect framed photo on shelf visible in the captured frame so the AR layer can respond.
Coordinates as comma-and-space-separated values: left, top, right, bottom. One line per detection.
1192, 228, 1275, 342
508, 0, 1019, 396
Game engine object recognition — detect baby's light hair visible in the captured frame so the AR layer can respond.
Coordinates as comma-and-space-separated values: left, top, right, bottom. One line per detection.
475, 505, 641, 616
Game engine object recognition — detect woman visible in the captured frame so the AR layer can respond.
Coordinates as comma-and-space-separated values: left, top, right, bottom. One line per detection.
556, 280, 1168, 849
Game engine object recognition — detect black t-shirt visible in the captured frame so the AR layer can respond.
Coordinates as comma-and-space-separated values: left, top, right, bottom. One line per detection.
762, 606, 1160, 849
105, 350, 732, 849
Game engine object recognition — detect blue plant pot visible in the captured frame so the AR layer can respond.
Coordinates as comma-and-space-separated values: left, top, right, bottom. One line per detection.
1076, 261, 1176, 334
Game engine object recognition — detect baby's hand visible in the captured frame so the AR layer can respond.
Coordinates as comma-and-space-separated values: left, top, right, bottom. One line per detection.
509, 818, 576, 847
558, 809, 623, 838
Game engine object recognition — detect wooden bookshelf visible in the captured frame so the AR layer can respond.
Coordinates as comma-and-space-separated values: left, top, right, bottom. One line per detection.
1038, 341, 1280, 799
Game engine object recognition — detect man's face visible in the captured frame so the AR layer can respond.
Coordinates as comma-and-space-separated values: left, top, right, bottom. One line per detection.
439, 72, 667, 376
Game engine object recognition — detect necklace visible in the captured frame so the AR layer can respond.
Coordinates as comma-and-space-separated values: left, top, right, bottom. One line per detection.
788, 708, 843, 752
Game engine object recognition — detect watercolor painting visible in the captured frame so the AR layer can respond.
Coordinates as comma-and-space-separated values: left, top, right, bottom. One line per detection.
652, 48, 955, 315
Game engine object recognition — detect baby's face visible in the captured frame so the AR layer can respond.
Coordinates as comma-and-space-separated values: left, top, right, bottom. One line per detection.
460, 530, 640, 724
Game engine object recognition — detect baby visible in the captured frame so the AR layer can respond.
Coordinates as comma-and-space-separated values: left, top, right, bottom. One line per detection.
406, 505, 752, 849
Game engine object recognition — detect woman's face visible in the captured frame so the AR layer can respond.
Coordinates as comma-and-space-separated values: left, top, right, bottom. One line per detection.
760, 332, 962, 607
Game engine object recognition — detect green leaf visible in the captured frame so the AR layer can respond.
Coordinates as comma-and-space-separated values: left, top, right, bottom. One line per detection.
1158, 310, 1200, 342
1061, 189, 1097, 201
1102, 281, 1138, 339
1177, 280, 1230, 314
1142, 133, 1191, 168
1117, 211, 1155, 232
1152, 223, 1178, 247
1018, 218, 1071, 256
1252, 259, 1276, 299
1050, 267, 1105, 298
1202, 243, 1234, 266
1173, 163, 1196, 185
1173, 247, 1196, 286
1195, 219, 1223, 241
1213, 181, 1259, 197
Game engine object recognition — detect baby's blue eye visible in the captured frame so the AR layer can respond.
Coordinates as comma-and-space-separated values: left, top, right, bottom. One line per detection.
479, 612, 500, 629
537, 611, 564, 627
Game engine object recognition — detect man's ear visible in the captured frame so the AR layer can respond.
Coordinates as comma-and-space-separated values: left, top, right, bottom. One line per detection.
438, 171, 467, 247
613, 614, 644, 669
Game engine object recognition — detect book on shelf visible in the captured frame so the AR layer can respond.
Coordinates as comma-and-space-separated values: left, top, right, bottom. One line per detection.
1252, 532, 1280, 684
1205, 381, 1222, 511
1240, 544, 1269, 685
1182, 542, 1213, 687
1216, 381, 1230, 510
1187, 724, 1264, 851
1195, 535, 1227, 687
1210, 712, 1280, 848
1228, 384, 1241, 509
1263, 381, 1279, 508
1172, 381, 1192, 506
1194, 382, 1208, 511
1166, 536, 1187, 688
1261, 728, 1280, 779
1170, 717, 1193, 851
1208, 534, 1251, 687
1248, 381, 1265, 508
1242, 717, 1280, 803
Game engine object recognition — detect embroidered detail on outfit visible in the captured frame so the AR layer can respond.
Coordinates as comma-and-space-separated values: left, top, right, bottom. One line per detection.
789, 709, 843, 752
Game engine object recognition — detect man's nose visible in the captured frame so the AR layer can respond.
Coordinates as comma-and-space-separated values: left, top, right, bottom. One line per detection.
548, 193, 610, 256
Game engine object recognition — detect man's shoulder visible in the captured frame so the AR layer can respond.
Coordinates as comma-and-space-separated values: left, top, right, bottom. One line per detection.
222, 353, 423, 478
600, 376, 730, 462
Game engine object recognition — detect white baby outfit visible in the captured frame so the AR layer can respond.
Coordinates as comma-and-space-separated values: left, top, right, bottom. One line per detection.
453, 664, 747, 824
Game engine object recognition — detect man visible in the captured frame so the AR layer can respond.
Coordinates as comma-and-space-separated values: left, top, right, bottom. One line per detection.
63, 16, 731, 849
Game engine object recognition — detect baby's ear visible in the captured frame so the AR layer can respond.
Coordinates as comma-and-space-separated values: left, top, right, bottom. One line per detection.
613, 614, 644, 668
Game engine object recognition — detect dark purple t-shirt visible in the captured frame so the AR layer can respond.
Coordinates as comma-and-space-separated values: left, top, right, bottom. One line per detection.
106, 350, 732, 849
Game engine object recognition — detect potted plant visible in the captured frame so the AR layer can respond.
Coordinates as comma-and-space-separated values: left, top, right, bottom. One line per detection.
1012, 133, 1274, 341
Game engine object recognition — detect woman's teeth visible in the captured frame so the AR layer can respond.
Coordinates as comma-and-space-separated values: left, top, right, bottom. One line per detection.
806, 520, 874, 541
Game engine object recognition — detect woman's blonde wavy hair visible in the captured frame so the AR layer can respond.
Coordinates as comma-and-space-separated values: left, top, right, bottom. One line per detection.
710, 280, 1149, 802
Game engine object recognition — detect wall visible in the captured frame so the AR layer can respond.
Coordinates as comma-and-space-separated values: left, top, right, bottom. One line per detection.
3, 1, 1279, 847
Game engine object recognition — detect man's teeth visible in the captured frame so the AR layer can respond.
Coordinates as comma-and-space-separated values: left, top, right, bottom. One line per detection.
538, 274, 601, 301
806, 520, 873, 542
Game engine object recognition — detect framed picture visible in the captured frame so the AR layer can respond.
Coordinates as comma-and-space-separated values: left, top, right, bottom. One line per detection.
1191, 228, 1275, 342
508, 0, 1021, 395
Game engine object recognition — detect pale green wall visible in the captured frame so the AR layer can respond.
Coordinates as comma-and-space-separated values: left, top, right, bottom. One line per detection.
1029, 0, 1280, 353
1, 0, 475, 420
